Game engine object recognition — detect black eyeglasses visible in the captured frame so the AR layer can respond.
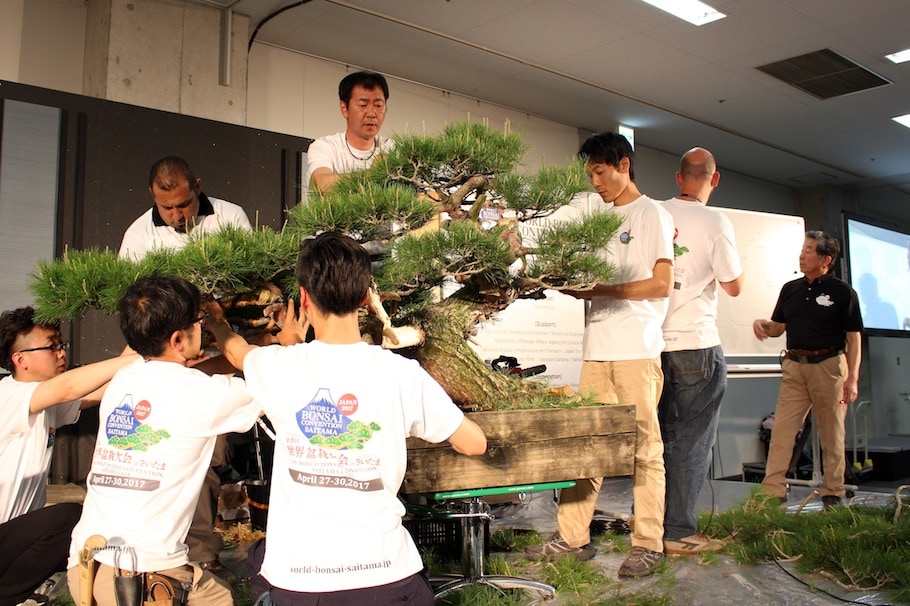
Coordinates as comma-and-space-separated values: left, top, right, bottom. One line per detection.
193, 311, 209, 327
18, 341, 70, 354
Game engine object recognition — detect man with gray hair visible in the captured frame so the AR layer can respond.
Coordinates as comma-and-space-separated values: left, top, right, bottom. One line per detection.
754, 230, 863, 509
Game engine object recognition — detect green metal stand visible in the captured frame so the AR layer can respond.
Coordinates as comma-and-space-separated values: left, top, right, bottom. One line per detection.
429, 481, 575, 601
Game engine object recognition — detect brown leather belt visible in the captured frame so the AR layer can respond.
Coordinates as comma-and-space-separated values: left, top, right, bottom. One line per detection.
784, 348, 841, 364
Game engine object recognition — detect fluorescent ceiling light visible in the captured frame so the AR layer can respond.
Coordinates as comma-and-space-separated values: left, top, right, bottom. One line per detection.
640, 0, 726, 26
618, 124, 635, 150
893, 114, 910, 129
885, 49, 910, 64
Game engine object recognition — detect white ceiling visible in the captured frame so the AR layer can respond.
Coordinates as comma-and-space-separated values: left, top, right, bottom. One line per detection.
219, 0, 910, 195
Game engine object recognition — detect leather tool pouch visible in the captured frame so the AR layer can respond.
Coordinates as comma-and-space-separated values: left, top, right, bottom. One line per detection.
143, 573, 189, 606
113, 574, 143, 606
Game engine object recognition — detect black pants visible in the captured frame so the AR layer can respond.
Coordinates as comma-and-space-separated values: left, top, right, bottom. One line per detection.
247, 538, 434, 605
0, 503, 82, 606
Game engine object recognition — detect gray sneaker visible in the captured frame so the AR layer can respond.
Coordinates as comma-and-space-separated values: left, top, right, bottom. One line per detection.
618, 546, 663, 577
524, 532, 596, 561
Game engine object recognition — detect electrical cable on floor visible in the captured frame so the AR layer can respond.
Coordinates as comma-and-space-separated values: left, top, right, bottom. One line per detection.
702, 443, 720, 534
771, 558, 892, 606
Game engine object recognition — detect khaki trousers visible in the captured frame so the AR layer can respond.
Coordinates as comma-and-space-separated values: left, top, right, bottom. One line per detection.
762, 354, 847, 499
557, 358, 665, 552
67, 561, 232, 606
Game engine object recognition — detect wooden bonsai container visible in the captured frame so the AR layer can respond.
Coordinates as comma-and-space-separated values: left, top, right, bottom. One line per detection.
403, 404, 636, 494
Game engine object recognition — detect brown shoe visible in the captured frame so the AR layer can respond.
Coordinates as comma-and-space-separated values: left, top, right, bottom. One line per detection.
524, 532, 596, 561
618, 546, 663, 577
663, 533, 725, 555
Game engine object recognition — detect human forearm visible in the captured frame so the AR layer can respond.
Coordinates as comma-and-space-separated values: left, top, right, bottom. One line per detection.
565, 260, 673, 301
206, 316, 253, 370
842, 332, 861, 403
753, 319, 785, 340
31, 353, 140, 413
310, 168, 340, 194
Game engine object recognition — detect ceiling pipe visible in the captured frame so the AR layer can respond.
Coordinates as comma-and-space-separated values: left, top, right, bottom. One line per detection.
219, 7, 231, 86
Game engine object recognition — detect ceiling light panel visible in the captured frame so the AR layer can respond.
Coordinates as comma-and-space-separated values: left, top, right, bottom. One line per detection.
639, 0, 726, 26
885, 49, 910, 64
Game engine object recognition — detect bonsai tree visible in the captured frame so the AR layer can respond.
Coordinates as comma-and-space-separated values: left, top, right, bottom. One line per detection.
30, 122, 623, 411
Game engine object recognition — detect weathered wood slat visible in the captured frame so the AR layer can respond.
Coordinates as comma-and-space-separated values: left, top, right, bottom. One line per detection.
403, 404, 636, 494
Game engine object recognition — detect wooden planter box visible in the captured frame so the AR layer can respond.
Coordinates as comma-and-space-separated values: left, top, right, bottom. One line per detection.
403, 404, 636, 494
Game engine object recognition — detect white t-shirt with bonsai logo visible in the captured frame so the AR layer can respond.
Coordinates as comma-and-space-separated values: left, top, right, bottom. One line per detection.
243, 340, 464, 592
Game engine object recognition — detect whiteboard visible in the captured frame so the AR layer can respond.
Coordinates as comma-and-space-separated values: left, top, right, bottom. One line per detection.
713, 207, 804, 357
468, 206, 805, 384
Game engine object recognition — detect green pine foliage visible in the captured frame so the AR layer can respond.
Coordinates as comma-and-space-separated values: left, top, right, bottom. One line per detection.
375, 221, 514, 296
292, 177, 436, 240
30, 248, 144, 321
523, 211, 623, 289
703, 491, 910, 600
494, 158, 590, 219
380, 121, 528, 193
28, 121, 617, 335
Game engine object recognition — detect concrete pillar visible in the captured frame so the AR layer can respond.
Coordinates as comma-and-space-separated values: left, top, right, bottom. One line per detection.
794, 184, 858, 238
83, 0, 249, 125
0, 0, 25, 82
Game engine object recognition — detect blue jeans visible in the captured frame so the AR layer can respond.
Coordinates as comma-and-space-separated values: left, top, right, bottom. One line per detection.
658, 346, 727, 541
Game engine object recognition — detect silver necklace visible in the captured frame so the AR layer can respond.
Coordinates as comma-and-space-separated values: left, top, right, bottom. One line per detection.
344, 137, 378, 162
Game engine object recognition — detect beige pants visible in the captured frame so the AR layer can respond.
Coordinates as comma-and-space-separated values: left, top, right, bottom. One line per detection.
762, 355, 847, 499
67, 561, 232, 606
557, 358, 665, 553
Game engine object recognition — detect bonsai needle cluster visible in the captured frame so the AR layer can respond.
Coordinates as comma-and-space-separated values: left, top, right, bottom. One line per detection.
30, 122, 622, 410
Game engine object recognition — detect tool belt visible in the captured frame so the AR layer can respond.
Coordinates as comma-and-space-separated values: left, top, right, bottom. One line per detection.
783, 347, 842, 364
113, 569, 190, 606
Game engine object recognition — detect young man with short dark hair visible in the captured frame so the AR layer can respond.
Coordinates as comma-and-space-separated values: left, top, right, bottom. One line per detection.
207, 231, 486, 604
66, 276, 261, 605
526, 132, 675, 578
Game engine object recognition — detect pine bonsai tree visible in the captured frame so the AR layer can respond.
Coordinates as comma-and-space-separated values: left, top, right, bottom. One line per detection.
30, 122, 622, 410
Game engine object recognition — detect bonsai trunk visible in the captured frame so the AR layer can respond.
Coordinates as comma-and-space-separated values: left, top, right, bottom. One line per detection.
407, 299, 545, 411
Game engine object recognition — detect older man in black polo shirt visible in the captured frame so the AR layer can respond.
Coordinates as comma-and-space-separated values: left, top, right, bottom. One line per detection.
753, 230, 863, 509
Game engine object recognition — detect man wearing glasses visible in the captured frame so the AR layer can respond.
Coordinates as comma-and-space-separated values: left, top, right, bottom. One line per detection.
0, 307, 137, 605
66, 276, 262, 604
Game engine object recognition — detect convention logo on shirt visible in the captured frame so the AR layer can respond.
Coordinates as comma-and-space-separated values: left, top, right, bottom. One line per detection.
104, 394, 171, 452
816, 294, 834, 307
297, 388, 380, 450
672, 227, 689, 258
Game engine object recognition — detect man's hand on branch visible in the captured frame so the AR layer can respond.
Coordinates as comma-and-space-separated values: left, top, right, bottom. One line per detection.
277, 299, 310, 346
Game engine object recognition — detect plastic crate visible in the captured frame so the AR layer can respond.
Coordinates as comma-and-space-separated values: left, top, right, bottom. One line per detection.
403, 516, 489, 561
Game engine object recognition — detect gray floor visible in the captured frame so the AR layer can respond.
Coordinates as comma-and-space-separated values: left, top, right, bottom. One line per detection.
485, 477, 904, 605
214, 475, 906, 605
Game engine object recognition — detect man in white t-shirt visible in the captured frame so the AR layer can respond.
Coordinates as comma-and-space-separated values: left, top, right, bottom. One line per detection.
119, 156, 251, 261
305, 71, 394, 193
0, 307, 138, 605
525, 132, 674, 579
66, 276, 261, 605
119, 156, 252, 577
206, 231, 486, 603
659, 148, 743, 555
